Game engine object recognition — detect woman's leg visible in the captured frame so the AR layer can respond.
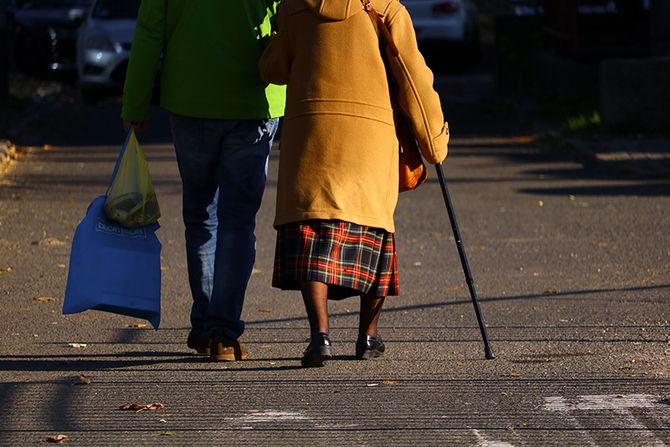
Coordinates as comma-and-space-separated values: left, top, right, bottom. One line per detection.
300, 280, 330, 337
357, 294, 387, 360
300, 280, 332, 367
359, 294, 385, 337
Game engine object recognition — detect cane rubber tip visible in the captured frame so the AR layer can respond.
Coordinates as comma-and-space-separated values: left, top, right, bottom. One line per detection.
485, 347, 495, 360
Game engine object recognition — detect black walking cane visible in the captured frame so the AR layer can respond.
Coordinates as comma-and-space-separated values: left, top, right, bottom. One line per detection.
434, 163, 495, 360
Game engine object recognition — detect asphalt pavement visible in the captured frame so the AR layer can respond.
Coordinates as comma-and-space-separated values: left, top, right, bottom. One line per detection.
0, 95, 669, 446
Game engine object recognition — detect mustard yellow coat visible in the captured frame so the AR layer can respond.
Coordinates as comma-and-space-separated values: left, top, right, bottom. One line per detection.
259, 0, 449, 232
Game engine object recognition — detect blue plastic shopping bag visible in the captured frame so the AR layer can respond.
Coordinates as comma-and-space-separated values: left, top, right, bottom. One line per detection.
63, 130, 161, 328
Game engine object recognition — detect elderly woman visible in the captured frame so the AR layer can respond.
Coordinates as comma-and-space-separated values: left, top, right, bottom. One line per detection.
259, 0, 448, 367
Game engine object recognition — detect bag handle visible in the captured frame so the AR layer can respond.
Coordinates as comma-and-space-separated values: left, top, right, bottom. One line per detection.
107, 126, 137, 193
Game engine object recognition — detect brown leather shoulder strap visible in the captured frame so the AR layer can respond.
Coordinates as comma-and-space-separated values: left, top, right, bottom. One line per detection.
361, 0, 399, 56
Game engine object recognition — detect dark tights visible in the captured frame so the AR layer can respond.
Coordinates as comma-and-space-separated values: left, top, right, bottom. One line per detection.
300, 280, 385, 339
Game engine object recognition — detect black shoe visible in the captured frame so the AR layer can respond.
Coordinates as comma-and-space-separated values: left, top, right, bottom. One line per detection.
187, 330, 210, 355
301, 333, 332, 367
355, 334, 385, 360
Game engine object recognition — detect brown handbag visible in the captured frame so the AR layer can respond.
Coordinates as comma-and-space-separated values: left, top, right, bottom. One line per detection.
362, 0, 427, 192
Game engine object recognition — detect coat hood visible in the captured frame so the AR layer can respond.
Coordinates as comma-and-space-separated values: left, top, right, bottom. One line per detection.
299, 0, 360, 21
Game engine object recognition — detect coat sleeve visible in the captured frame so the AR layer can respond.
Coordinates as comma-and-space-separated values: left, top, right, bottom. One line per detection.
384, 1, 449, 164
121, 0, 167, 122
258, 4, 291, 86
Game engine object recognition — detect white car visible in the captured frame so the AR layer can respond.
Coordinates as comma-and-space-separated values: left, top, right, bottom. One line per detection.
403, 0, 480, 63
77, 0, 140, 101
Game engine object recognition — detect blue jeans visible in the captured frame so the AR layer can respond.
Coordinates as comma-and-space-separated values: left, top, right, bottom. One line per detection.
170, 115, 278, 339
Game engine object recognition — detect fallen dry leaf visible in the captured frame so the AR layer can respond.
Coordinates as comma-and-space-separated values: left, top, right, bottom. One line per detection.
381, 380, 397, 385
33, 296, 56, 303
45, 434, 68, 443
75, 374, 92, 385
512, 135, 538, 144
120, 403, 145, 412
145, 403, 165, 411
593, 241, 608, 248
37, 237, 66, 247
544, 289, 559, 295
515, 421, 529, 428
127, 323, 149, 328
67, 343, 87, 349
0, 266, 12, 273
120, 402, 165, 412
537, 200, 544, 207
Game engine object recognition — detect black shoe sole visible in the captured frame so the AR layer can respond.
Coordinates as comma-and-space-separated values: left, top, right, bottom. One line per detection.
355, 349, 384, 360
301, 346, 332, 367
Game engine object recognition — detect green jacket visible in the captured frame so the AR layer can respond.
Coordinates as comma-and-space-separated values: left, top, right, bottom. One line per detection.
122, 0, 285, 122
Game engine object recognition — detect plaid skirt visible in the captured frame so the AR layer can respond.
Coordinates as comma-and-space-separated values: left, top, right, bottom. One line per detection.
273, 220, 400, 299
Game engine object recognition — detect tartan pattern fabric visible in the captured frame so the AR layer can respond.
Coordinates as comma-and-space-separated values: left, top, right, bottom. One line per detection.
273, 221, 400, 298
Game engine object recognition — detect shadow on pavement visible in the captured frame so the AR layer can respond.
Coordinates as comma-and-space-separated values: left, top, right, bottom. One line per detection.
0, 353, 305, 373
13, 104, 173, 147
519, 182, 670, 197
243, 283, 670, 327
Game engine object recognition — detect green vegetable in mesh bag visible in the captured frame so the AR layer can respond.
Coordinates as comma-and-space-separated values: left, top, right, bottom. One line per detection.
104, 130, 161, 227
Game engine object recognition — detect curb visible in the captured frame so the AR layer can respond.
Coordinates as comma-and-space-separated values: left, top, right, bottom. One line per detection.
1, 98, 65, 176
0, 139, 16, 173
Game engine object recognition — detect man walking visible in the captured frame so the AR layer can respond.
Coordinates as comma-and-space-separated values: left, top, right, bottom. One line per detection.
121, 1, 285, 361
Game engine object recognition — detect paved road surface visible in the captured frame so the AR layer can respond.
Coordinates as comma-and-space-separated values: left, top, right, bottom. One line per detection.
0, 100, 669, 446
